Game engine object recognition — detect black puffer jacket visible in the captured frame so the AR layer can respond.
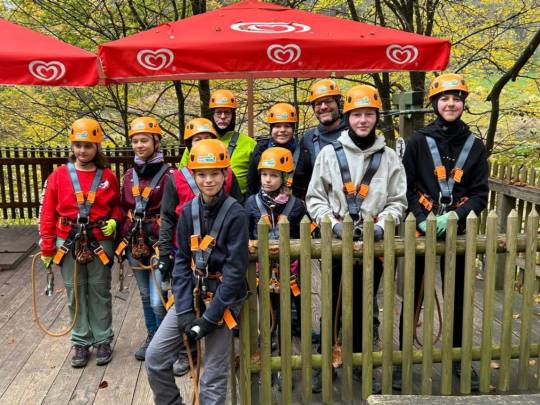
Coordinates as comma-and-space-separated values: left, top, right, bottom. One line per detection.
402, 118, 489, 226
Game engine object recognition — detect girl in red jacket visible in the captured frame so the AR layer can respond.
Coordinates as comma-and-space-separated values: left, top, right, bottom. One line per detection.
39, 118, 121, 368
117, 116, 176, 361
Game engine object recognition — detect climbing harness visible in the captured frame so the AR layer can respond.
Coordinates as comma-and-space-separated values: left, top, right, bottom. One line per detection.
227, 131, 240, 159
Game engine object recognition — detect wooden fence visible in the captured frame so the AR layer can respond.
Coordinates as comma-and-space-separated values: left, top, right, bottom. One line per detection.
0, 146, 184, 221
238, 210, 540, 404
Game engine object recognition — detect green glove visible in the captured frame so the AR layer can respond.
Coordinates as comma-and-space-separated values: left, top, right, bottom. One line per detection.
41, 255, 53, 268
101, 219, 117, 236
436, 213, 450, 237
417, 220, 427, 233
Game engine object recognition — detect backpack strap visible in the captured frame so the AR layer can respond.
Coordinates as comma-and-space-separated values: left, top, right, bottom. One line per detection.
181, 166, 199, 196
227, 131, 240, 158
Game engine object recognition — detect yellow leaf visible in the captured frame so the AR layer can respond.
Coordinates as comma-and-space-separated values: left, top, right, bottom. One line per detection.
332, 344, 342, 368
512, 313, 521, 320
490, 361, 500, 369
529, 359, 536, 366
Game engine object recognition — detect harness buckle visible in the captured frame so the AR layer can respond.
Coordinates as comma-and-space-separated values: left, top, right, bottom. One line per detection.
358, 183, 369, 199
343, 182, 356, 196
76, 215, 89, 225
434, 165, 447, 180
437, 192, 453, 215
452, 167, 464, 183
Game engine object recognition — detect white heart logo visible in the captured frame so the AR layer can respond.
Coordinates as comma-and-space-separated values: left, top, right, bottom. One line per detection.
28, 61, 66, 82
386, 45, 418, 65
231, 22, 310, 34
136, 49, 174, 71
267, 44, 301, 65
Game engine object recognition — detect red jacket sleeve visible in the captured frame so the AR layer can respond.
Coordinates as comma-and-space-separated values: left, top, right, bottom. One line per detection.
39, 170, 59, 257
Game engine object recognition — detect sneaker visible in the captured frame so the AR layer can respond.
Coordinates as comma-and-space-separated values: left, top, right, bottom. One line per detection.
71, 345, 90, 368
452, 363, 480, 392
95, 343, 113, 366
352, 368, 382, 394
134, 332, 154, 361
392, 366, 402, 391
173, 353, 192, 377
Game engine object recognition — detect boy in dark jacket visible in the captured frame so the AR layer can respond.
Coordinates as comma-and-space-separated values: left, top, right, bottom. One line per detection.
146, 139, 248, 405
395, 73, 488, 391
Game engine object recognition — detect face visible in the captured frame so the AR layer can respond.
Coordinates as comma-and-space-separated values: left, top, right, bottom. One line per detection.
437, 94, 464, 122
213, 108, 233, 129
260, 168, 283, 193
313, 96, 340, 125
348, 108, 377, 138
191, 132, 215, 145
194, 168, 226, 197
131, 133, 157, 160
72, 142, 97, 163
270, 123, 293, 145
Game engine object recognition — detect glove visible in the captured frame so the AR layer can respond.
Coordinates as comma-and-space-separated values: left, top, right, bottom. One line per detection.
158, 255, 174, 281
373, 225, 384, 242
185, 317, 218, 341
177, 312, 196, 334
418, 220, 427, 234
101, 219, 117, 236
332, 223, 343, 239
40, 255, 53, 268
436, 213, 450, 237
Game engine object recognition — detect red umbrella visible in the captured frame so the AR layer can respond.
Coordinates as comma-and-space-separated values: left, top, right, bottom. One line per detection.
99, 0, 450, 82
0, 18, 99, 86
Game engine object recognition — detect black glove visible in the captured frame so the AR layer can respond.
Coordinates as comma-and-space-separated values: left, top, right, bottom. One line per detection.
185, 317, 218, 341
158, 254, 174, 281
177, 312, 196, 334
332, 223, 343, 239
374, 225, 384, 242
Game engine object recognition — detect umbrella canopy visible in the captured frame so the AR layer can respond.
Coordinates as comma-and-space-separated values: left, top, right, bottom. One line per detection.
99, 0, 450, 83
0, 18, 99, 86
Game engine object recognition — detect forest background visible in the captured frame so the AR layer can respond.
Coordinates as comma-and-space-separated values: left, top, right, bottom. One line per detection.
0, 0, 539, 165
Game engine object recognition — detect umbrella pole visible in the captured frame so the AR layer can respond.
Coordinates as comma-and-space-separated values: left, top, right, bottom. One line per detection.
247, 76, 254, 138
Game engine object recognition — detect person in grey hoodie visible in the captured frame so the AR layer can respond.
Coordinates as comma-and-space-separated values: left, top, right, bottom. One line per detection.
306, 84, 407, 393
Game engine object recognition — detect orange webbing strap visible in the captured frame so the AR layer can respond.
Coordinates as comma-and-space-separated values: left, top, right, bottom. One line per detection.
290, 276, 300, 297
199, 235, 215, 251
75, 191, 85, 204
358, 183, 369, 199
223, 308, 237, 329
452, 167, 464, 183
114, 239, 128, 257
132, 185, 140, 197
418, 193, 434, 212
191, 235, 200, 251
343, 181, 356, 196
53, 245, 68, 265
310, 222, 318, 234
93, 245, 110, 265
434, 165, 446, 181
165, 295, 174, 310
141, 187, 152, 199
86, 191, 96, 204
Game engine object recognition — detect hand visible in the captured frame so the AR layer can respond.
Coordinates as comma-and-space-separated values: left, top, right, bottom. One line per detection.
373, 225, 384, 242
332, 223, 343, 239
158, 255, 174, 280
40, 255, 53, 268
101, 219, 117, 236
177, 312, 196, 333
436, 213, 450, 237
417, 220, 427, 233
185, 317, 218, 340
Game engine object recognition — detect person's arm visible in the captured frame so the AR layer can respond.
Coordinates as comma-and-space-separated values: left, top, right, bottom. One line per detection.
203, 208, 249, 324
107, 171, 122, 222
39, 171, 58, 257
376, 150, 408, 228
291, 137, 311, 199
229, 173, 244, 204
172, 204, 195, 315
246, 148, 261, 197
454, 139, 489, 219
306, 149, 339, 229
289, 198, 306, 239
158, 175, 180, 258
402, 136, 427, 224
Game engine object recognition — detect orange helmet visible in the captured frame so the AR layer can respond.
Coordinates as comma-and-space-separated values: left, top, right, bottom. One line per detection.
129, 116, 162, 138
343, 85, 382, 113
69, 118, 103, 144
308, 79, 341, 103
258, 147, 294, 173
184, 118, 218, 141
187, 139, 230, 170
267, 103, 297, 124
428, 73, 469, 101
209, 89, 238, 109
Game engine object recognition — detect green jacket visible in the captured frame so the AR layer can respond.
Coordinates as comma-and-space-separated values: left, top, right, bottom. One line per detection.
180, 130, 256, 194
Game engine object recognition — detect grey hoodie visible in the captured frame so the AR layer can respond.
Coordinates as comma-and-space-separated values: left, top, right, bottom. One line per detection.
306, 130, 407, 230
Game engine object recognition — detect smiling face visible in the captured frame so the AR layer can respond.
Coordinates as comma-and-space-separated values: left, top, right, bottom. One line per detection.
348, 108, 377, 138
270, 123, 293, 145
131, 133, 157, 160
71, 141, 97, 164
437, 94, 464, 122
313, 96, 340, 126
193, 168, 226, 198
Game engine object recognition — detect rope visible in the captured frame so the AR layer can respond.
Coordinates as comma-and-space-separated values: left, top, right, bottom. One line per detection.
129, 255, 168, 309
413, 279, 443, 347
31, 253, 79, 337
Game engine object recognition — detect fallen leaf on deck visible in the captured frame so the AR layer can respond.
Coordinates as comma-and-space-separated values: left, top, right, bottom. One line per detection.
529, 359, 536, 366
332, 344, 342, 368
476, 272, 484, 280
251, 351, 260, 365
490, 361, 500, 369
99, 380, 108, 389
489, 384, 496, 391
512, 313, 521, 320
535, 294, 540, 304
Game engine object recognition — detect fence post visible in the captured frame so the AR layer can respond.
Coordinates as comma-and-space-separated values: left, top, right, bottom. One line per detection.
495, 193, 515, 290
300, 216, 313, 404
320, 215, 333, 404
341, 215, 353, 401
278, 219, 292, 404
362, 217, 375, 399
381, 216, 396, 394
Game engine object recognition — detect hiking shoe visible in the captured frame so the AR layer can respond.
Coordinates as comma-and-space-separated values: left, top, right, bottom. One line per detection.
95, 343, 113, 366
173, 353, 191, 377
352, 368, 382, 394
134, 332, 154, 361
392, 366, 402, 391
453, 363, 480, 392
71, 345, 90, 368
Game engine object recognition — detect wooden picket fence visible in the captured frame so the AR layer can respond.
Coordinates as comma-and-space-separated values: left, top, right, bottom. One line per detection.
237, 210, 540, 404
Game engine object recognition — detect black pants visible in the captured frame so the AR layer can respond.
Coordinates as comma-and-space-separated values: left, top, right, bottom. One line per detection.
319, 259, 384, 354
399, 253, 466, 349
271, 291, 302, 353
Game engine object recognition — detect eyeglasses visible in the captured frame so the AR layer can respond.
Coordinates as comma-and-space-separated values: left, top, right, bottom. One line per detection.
213, 110, 233, 117
313, 98, 337, 109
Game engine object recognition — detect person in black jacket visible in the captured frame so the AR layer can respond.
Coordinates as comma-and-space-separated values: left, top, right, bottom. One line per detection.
293, 79, 348, 199
145, 139, 248, 405
246, 102, 299, 196
395, 73, 488, 391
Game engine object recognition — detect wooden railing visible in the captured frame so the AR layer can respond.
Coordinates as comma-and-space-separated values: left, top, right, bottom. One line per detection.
238, 211, 540, 404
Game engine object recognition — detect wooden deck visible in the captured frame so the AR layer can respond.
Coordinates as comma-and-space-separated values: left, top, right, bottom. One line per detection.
0, 225, 539, 404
